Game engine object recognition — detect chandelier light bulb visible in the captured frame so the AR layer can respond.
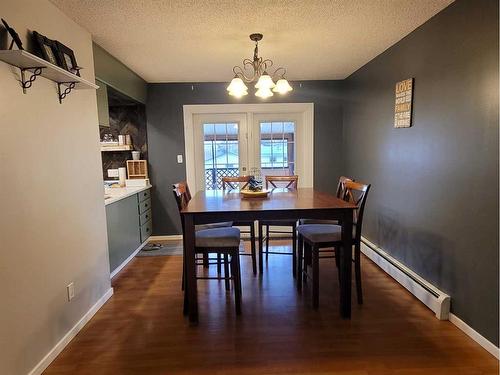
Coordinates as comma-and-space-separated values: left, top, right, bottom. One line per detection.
227, 77, 248, 92
229, 88, 248, 98
272, 79, 293, 94
255, 73, 275, 89
255, 87, 274, 99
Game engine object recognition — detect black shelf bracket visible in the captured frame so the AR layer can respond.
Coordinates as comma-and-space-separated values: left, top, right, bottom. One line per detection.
20, 67, 43, 94
57, 82, 76, 104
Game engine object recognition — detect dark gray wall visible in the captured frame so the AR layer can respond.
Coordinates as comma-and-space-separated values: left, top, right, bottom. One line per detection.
343, 0, 498, 345
146, 81, 343, 235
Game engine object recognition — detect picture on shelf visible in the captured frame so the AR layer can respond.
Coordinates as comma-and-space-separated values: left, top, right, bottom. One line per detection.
1, 18, 23, 50
55, 40, 82, 76
32, 31, 59, 66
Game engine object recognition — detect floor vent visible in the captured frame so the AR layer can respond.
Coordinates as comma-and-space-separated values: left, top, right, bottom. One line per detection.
361, 237, 450, 320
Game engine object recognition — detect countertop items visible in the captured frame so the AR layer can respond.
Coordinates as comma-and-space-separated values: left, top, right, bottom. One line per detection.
104, 184, 152, 206
118, 167, 126, 187
127, 160, 148, 179
125, 178, 150, 187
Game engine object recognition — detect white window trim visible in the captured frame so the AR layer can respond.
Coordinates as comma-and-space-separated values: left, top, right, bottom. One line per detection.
183, 103, 314, 193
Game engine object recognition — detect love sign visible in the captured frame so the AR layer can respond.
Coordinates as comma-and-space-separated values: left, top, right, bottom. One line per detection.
394, 78, 414, 128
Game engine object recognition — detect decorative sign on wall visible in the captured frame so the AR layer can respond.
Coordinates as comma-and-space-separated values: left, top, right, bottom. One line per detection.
394, 78, 414, 128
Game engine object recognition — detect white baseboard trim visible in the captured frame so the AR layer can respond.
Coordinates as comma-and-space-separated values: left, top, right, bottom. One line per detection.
110, 240, 148, 279
28, 288, 114, 375
361, 237, 499, 360
360, 237, 450, 320
449, 313, 499, 359
149, 235, 183, 241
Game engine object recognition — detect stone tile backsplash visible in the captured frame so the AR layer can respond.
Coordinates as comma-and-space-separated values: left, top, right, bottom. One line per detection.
100, 104, 148, 180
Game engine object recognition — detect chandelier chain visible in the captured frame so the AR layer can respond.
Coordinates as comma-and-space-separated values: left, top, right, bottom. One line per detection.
232, 35, 285, 83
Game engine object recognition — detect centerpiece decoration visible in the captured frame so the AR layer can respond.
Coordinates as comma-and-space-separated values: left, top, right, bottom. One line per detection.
240, 175, 269, 198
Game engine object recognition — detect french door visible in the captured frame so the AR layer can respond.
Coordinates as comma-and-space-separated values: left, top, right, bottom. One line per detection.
187, 104, 313, 193
193, 113, 248, 190
251, 113, 300, 182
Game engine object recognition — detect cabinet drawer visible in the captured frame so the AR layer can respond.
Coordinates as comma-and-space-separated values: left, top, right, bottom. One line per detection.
138, 197, 151, 214
140, 219, 152, 242
138, 189, 151, 203
140, 209, 152, 226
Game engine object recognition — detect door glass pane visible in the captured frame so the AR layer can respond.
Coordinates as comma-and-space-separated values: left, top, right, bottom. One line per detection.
260, 121, 295, 179
203, 122, 239, 190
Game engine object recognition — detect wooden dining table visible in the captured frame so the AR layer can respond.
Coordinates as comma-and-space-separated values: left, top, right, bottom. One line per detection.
180, 187, 357, 323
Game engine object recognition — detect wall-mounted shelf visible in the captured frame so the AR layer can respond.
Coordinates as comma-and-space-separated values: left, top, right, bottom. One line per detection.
0, 49, 98, 103
100, 145, 133, 152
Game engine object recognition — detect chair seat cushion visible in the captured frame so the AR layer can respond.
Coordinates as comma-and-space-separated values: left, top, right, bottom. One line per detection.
195, 221, 233, 231
297, 224, 355, 243
299, 219, 339, 225
195, 227, 241, 248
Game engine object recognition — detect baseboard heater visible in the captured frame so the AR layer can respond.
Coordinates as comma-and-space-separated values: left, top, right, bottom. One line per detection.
360, 237, 450, 320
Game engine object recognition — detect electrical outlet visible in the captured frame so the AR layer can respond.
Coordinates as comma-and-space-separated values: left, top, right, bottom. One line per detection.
107, 169, 119, 178
67, 282, 75, 301
177, 154, 183, 164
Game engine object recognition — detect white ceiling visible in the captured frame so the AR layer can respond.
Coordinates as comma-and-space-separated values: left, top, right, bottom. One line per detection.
50, 0, 454, 83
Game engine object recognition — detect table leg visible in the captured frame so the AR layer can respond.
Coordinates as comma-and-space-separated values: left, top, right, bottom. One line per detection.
182, 251, 189, 315
182, 216, 188, 315
339, 210, 353, 319
184, 214, 198, 324
258, 222, 264, 274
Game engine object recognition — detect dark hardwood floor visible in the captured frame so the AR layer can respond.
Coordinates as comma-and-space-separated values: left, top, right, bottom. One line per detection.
44, 240, 498, 374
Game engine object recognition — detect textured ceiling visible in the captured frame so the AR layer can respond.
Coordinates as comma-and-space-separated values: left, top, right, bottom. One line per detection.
50, 0, 454, 82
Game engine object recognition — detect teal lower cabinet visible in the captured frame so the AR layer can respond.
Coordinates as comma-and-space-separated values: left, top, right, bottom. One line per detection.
138, 193, 152, 243
106, 188, 152, 275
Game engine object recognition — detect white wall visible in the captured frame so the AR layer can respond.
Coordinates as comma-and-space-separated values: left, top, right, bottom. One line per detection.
0, 1, 111, 374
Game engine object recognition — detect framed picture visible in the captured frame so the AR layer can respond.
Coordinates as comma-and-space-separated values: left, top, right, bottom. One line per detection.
32, 31, 59, 66
394, 78, 414, 128
55, 41, 81, 76
1, 18, 23, 50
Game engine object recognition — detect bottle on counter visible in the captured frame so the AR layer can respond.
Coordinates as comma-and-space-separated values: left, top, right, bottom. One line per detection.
118, 167, 127, 187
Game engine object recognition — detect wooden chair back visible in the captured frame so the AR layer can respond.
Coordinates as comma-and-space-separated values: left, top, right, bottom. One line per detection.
172, 181, 191, 212
222, 176, 251, 191
336, 176, 354, 198
342, 180, 371, 240
265, 175, 299, 190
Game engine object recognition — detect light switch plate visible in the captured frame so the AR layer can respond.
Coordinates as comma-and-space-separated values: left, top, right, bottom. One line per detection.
177, 155, 183, 164
107, 169, 119, 178
67, 282, 75, 301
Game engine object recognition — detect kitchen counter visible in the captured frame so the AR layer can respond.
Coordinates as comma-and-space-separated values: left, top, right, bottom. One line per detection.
105, 185, 153, 276
104, 185, 152, 206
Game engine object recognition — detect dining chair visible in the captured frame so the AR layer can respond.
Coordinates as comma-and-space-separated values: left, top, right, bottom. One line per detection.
222, 176, 257, 275
297, 176, 353, 285
299, 176, 353, 225
297, 180, 371, 308
173, 182, 242, 315
173, 182, 232, 285
182, 181, 236, 269
258, 175, 299, 277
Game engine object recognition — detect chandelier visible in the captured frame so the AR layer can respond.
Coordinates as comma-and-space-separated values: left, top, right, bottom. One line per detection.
227, 33, 293, 99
